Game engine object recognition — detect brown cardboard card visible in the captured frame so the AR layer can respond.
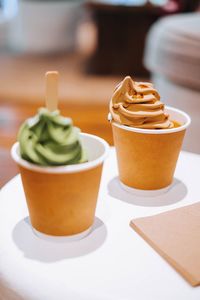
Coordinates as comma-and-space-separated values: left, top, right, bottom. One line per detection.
130, 202, 200, 286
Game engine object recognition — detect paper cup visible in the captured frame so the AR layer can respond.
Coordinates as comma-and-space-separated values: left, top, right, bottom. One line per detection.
111, 106, 191, 191
11, 133, 109, 237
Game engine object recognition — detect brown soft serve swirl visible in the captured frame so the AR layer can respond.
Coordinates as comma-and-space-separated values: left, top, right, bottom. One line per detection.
109, 76, 174, 129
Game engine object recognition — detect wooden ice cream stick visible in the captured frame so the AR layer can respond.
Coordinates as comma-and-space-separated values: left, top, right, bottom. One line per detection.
45, 71, 59, 112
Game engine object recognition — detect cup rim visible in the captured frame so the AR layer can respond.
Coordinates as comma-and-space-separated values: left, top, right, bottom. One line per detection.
111, 106, 191, 135
11, 133, 109, 174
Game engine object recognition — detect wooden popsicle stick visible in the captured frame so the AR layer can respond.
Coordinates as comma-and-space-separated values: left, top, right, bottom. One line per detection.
45, 71, 59, 112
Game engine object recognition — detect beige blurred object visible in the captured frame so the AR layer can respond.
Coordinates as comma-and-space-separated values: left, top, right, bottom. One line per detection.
76, 19, 97, 56
144, 13, 200, 154
130, 202, 200, 286
9, 0, 83, 53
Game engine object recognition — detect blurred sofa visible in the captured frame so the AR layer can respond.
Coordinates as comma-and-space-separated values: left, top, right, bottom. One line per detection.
144, 13, 200, 154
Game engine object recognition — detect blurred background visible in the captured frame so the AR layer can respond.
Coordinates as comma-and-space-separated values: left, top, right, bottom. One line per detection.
0, 0, 199, 186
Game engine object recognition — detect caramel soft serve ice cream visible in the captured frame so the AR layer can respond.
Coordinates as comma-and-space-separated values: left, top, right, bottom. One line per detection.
109, 76, 174, 129
109, 75, 190, 191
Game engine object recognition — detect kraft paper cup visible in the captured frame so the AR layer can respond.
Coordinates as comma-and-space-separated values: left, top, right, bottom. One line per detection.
111, 106, 191, 192
11, 133, 109, 238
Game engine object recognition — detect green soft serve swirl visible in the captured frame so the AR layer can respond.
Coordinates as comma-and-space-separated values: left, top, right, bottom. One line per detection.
18, 108, 87, 166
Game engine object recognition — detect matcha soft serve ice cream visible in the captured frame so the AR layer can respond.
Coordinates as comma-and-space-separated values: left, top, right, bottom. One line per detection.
18, 108, 87, 166
11, 71, 109, 237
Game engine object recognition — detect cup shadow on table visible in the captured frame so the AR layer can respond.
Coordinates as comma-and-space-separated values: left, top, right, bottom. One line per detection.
108, 177, 187, 207
12, 217, 107, 263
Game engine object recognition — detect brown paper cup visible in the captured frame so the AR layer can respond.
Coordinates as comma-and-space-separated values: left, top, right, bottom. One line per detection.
11, 133, 109, 237
111, 106, 191, 191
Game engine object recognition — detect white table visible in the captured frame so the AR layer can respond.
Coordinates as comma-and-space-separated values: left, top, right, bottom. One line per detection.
0, 148, 200, 300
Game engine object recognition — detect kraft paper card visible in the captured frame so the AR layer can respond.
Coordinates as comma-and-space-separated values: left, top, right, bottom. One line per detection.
130, 202, 200, 286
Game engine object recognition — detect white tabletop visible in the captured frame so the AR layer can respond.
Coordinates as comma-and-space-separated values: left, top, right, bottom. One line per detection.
0, 148, 200, 300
